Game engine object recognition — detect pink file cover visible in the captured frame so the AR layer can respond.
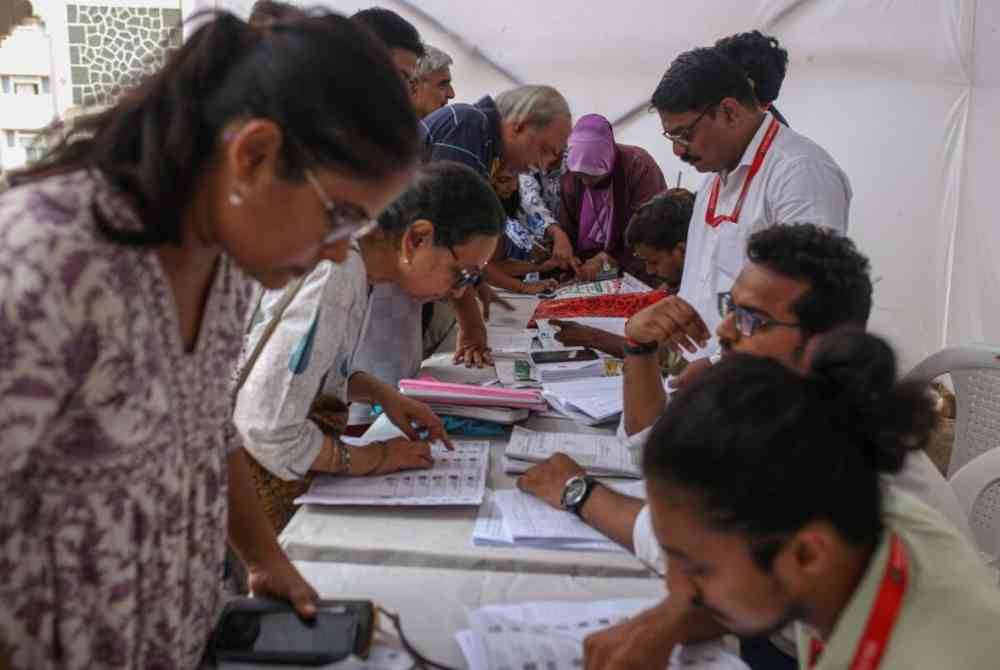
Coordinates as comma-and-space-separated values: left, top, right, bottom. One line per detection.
399, 378, 548, 411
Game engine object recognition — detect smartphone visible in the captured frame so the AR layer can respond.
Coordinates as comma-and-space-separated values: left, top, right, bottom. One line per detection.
529, 348, 600, 366
211, 597, 376, 665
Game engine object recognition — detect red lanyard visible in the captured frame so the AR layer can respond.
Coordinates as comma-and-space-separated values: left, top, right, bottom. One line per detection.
703, 118, 780, 228
808, 533, 909, 670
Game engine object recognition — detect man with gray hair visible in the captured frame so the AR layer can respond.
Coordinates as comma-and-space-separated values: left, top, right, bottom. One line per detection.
412, 44, 455, 118
415, 85, 573, 367
421, 84, 571, 176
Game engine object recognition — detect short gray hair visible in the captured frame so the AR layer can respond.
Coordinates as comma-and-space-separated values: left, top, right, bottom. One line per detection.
495, 85, 571, 129
415, 44, 454, 80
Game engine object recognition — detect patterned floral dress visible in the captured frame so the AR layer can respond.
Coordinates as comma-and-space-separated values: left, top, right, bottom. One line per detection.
0, 170, 255, 669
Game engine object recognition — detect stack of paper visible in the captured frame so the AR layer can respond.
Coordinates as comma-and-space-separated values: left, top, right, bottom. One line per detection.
472, 490, 624, 552
503, 426, 640, 477
294, 442, 490, 506
456, 599, 749, 670
552, 273, 652, 299
534, 357, 606, 383
541, 376, 624, 423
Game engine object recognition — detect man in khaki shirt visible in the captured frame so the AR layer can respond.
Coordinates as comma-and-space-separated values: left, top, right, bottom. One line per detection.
795, 487, 1000, 669
585, 331, 1000, 670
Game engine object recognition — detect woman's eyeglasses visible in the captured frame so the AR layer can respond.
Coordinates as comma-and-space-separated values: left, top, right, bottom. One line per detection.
448, 246, 482, 291
717, 291, 801, 337
305, 169, 379, 244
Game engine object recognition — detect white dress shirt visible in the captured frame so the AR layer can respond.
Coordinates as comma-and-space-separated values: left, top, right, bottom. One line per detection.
678, 112, 852, 359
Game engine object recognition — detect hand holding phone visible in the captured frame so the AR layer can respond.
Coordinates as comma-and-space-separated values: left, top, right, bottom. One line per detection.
212, 597, 375, 666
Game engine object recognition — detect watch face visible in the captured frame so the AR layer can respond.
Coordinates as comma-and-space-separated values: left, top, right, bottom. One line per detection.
561, 476, 588, 508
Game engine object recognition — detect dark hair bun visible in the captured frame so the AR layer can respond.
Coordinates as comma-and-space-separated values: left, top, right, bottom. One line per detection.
809, 328, 936, 473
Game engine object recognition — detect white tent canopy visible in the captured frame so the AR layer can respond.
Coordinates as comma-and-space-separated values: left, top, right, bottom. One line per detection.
191, 0, 999, 371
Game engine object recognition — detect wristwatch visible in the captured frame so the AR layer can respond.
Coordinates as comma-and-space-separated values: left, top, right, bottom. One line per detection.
560, 475, 597, 517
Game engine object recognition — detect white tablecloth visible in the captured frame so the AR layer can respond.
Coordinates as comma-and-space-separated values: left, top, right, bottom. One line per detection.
291, 561, 666, 669
279, 414, 650, 578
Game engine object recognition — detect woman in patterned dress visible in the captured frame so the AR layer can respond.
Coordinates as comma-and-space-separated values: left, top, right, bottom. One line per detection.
0, 10, 419, 669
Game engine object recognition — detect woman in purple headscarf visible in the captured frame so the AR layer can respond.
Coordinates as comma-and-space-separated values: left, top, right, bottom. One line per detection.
559, 114, 667, 284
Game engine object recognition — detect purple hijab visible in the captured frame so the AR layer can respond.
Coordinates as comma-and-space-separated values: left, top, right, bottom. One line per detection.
567, 114, 617, 251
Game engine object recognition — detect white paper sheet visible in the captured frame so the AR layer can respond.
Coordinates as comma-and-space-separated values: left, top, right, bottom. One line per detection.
463, 599, 748, 670
494, 359, 541, 388
541, 376, 624, 422
295, 442, 490, 506
491, 489, 614, 543
472, 491, 623, 553
485, 326, 538, 353
505, 426, 639, 477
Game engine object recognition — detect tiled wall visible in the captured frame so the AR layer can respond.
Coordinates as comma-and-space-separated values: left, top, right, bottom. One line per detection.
66, 3, 182, 106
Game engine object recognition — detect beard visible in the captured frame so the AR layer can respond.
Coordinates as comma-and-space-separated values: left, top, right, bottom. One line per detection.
693, 591, 806, 639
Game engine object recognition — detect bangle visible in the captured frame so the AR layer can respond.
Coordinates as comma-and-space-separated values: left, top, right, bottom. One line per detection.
336, 442, 351, 475
623, 337, 658, 356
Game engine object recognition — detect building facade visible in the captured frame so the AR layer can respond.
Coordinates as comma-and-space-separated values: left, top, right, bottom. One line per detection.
0, 0, 187, 173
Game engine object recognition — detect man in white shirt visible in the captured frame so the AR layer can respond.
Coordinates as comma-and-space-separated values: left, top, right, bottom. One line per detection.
657, 46, 850, 361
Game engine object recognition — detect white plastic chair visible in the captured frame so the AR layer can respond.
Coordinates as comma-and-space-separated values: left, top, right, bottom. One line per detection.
903, 344, 1000, 477
948, 447, 1000, 563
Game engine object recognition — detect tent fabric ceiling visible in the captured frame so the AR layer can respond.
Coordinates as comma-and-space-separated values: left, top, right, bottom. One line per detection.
196, 0, 996, 371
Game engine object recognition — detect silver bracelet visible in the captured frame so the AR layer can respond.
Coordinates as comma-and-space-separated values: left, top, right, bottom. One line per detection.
337, 441, 352, 475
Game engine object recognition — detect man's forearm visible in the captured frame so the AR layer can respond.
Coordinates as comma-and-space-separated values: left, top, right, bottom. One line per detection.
623, 352, 667, 435
483, 265, 527, 292
578, 486, 645, 551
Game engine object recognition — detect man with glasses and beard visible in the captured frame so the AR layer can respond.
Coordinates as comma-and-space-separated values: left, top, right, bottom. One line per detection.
518, 225, 973, 670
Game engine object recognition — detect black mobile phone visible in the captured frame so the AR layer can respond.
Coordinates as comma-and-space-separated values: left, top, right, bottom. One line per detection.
211, 597, 376, 666
529, 348, 600, 366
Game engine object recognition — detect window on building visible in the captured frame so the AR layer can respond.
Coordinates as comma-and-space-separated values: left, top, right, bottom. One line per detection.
3, 130, 14, 148
12, 76, 43, 96
15, 132, 45, 164
1, 76, 9, 95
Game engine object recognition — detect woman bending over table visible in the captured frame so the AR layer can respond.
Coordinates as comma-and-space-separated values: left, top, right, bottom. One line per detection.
234, 161, 504, 529
0, 9, 420, 668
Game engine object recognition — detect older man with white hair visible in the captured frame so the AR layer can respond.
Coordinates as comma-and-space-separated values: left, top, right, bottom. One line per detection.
412, 44, 456, 118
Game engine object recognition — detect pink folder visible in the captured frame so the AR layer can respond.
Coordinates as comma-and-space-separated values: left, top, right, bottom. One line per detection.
398, 379, 548, 411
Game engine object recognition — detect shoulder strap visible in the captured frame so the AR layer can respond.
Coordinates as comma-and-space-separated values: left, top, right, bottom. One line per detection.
234, 275, 308, 393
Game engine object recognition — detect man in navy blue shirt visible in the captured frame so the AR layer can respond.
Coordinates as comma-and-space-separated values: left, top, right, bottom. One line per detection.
420, 85, 573, 366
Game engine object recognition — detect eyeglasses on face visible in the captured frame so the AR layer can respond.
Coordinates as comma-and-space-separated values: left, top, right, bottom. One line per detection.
448, 246, 482, 291
717, 291, 801, 337
662, 103, 717, 147
305, 169, 379, 244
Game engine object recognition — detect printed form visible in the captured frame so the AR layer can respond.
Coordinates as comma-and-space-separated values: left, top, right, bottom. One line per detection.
295, 442, 490, 506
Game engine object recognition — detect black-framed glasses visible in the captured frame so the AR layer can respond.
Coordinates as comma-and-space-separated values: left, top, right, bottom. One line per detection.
305, 169, 379, 244
377, 606, 455, 670
662, 104, 717, 147
448, 246, 482, 291
717, 292, 801, 337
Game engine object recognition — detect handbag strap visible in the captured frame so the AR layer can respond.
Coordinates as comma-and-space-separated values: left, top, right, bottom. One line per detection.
235, 275, 308, 394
